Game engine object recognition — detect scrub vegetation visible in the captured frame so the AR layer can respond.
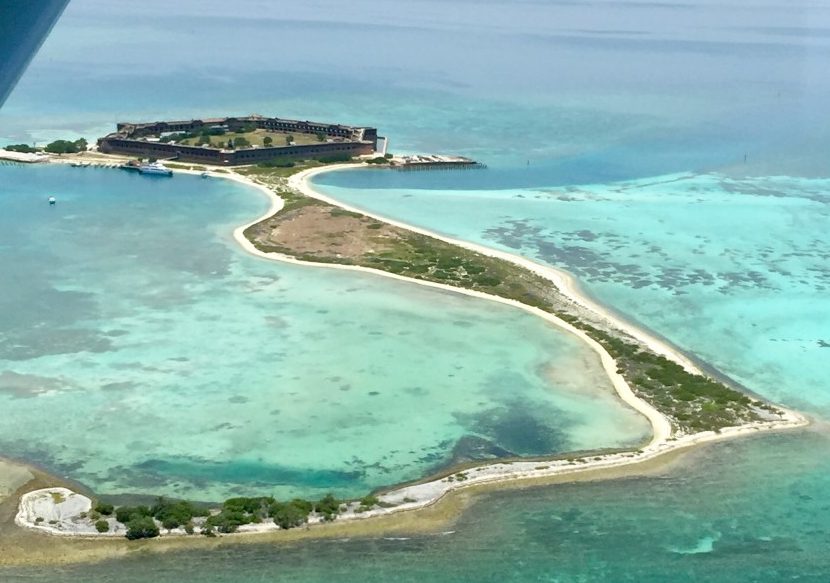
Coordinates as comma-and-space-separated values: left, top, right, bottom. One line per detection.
106, 494, 356, 539
4, 138, 88, 154
241, 164, 781, 435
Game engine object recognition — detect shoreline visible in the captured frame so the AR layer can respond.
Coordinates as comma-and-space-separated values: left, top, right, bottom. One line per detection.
233, 167, 672, 445
8, 158, 809, 545
293, 165, 705, 373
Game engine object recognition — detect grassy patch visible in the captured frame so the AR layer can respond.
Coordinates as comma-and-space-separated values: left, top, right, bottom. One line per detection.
329, 208, 363, 219
178, 129, 323, 148
237, 165, 774, 434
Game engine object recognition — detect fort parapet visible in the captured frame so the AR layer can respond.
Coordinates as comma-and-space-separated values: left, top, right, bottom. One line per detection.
98, 115, 379, 166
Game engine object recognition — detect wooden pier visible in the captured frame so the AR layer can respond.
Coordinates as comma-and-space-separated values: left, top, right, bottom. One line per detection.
394, 154, 485, 171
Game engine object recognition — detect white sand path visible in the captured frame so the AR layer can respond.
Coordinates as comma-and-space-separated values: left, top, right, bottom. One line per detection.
13, 160, 808, 538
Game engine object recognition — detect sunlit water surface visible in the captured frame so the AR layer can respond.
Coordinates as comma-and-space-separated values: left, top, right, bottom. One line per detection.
3, 430, 830, 582
0, 165, 647, 501
1, 0, 829, 581
314, 170, 830, 414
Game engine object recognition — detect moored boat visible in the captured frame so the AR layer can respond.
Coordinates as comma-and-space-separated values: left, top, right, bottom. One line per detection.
138, 161, 173, 176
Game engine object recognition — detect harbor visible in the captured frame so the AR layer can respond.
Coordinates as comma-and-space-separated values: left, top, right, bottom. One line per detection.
393, 154, 485, 170
1, 146, 486, 174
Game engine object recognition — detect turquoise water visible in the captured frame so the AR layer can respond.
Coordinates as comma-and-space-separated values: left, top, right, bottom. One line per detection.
4, 430, 830, 582
314, 170, 830, 414
0, 164, 647, 501
2, 0, 830, 581
3, 1, 829, 177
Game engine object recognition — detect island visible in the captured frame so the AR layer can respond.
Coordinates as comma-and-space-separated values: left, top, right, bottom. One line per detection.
2, 115, 808, 548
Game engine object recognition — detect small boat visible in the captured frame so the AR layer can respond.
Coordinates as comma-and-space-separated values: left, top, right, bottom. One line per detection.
138, 161, 173, 176
201, 171, 210, 178
48, 196, 56, 206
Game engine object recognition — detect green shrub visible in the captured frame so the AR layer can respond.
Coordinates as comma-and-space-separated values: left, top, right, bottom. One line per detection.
95, 520, 109, 533
462, 263, 485, 275
4, 143, 37, 153
44, 138, 87, 154
330, 208, 362, 219
94, 502, 114, 516
317, 154, 352, 164
125, 516, 159, 540
436, 255, 463, 269
115, 505, 152, 524
315, 494, 341, 521
151, 498, 207, 529
115, 507, 133, 524
269, 501, 309, 529
472, 274, 502, 287
223, 496, 274, 515
356, 494, 380, 512
288, 498, 313, 514
204, 504, 260, 534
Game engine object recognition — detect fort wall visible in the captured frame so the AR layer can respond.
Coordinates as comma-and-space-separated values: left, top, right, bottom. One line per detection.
100, 115, 378, 166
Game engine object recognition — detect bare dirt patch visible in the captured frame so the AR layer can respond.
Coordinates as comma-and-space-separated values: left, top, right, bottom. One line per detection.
248, 205, 405, 261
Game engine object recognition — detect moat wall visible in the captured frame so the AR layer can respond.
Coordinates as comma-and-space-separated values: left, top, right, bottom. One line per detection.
98, 115, 378, 166
99, 138, 374, 165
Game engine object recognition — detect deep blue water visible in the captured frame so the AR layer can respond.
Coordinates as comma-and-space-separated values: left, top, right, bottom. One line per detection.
5, 430, 830, 582
1, 0, 829, 581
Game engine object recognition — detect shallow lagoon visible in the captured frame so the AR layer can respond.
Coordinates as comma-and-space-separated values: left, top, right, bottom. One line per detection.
2, 0, 830, 580
4, 429, 829, 583
314, 170, 830, 414
0, 164, 648, 501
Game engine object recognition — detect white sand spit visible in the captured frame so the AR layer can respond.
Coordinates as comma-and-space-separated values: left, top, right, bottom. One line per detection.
13, 161, 809, 539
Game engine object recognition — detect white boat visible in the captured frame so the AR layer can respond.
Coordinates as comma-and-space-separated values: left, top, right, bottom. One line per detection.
138, 161, 173, 176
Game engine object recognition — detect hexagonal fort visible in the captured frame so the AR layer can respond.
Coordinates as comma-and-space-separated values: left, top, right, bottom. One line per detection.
98, 115, 380, 166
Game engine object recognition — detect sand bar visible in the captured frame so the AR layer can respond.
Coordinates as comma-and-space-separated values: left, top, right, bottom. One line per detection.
11, 159, 809, 540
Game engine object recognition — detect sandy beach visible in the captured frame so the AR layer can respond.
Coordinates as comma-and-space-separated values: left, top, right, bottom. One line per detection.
8, 158, 808, 545
235, 163, 806, 503
290, 165, 704, 373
